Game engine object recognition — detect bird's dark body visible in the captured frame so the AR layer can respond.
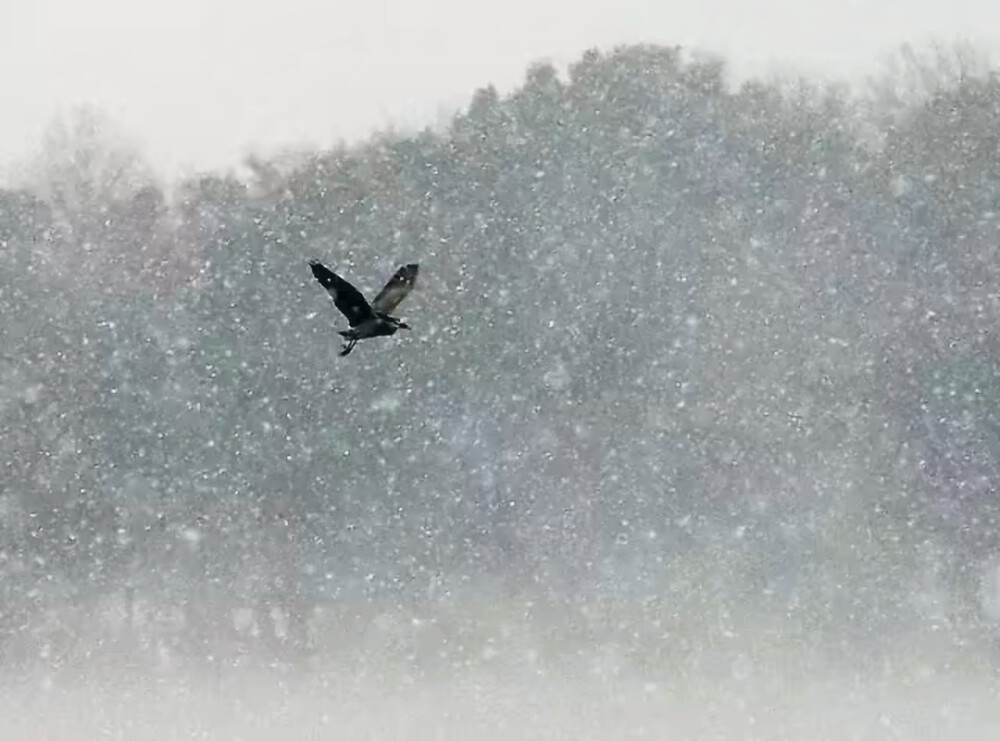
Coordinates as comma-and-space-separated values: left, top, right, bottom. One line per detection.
309, 260, 418, 356
338, 313, 402, 340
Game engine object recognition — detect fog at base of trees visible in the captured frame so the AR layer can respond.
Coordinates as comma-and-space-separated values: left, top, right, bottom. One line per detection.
3, 39, 1000, 672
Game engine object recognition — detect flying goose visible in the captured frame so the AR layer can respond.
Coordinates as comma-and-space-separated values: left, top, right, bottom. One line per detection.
308, 260, 419, 356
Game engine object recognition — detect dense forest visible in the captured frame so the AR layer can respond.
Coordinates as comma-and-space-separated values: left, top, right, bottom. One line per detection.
3, 41, 1000, 674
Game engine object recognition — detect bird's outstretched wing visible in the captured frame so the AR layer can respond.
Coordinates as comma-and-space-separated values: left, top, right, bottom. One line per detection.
371, 264, 419, 315
309, 260, 375, 327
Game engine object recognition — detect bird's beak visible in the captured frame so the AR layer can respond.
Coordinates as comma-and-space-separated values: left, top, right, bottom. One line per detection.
400, 322, 411, 330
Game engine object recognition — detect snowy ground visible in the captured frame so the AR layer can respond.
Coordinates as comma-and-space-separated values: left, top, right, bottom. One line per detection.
4, 625, 1000, 740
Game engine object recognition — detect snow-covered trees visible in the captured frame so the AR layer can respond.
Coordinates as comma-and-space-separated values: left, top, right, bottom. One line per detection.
4, 42, 1000, 666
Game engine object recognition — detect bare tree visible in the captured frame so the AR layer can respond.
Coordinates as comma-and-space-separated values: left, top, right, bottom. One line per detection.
30, 105, 164, 290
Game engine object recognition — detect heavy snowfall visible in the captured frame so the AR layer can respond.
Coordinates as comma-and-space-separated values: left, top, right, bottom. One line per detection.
4, 41, 1000, 738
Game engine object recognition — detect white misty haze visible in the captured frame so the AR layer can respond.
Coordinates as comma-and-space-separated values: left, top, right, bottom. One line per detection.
0, 0, 998, 175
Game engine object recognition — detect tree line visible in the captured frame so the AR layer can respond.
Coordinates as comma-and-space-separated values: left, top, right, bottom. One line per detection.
2, 41, 1000, 665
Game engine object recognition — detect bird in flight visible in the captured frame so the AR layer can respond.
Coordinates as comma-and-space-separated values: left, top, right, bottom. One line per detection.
308, 260, 419, 356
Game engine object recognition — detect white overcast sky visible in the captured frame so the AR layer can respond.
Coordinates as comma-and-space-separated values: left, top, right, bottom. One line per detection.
1, 0, 998, 179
